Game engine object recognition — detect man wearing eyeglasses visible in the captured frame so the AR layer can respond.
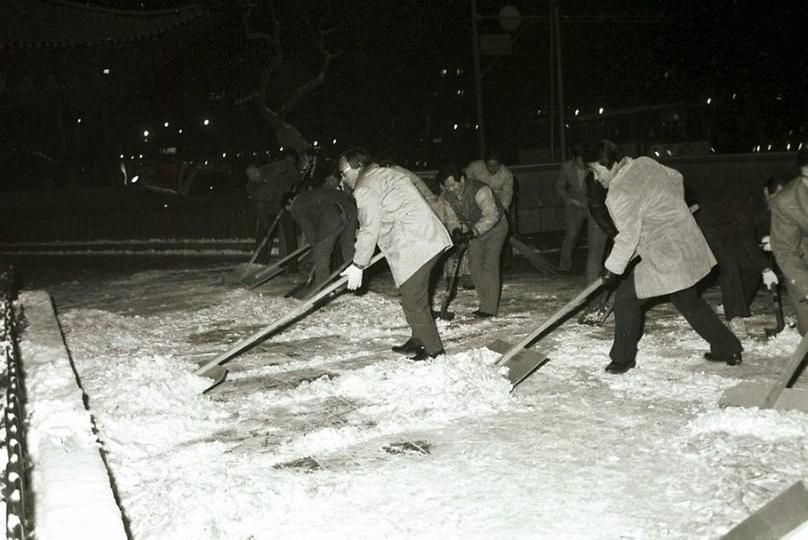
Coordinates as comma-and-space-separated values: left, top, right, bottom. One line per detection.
338, 148, 452, 361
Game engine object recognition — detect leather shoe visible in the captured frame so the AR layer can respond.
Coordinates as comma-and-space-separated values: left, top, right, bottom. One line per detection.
473, 310, 494, 319
392, 338, 421, 354
410, 348, 445, 361
704, 351, 742, 366
604, 360, 636, 374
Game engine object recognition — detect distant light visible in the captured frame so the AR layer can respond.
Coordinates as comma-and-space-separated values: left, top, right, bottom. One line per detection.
666, 149, 672, 156
130, 155, 135, 160
313, 140, 319, 146
710, 147, 716, 153
204, 160, 209, 166
131, 175, 140, 184
163, 204, 169, 209
102, 68, 110, 75
653, 150, 660, 157
76, 118, 82, 124
279, 147, 284, 151
178, 129, 183, 134
209, 186, 214, 190
706, 97, 712, 105
332, 138, 337, 145
800, 142, 805, 150
143, 130, 149, 137
732, 93, 737, 100
536, 109, 542, 115
598, 107, 604, 114
474, 124, 479, 130
440, 68, 448, 76
119, 154, 124, 159
457, 89, 465, 96
755, 145, 761, 152
203, 119, 210, 126
163, 121, 169, 128
222, 152, 227, 158
787, 143, 792, 151
767, 144, 773, 151
574, 109, 579, 116
138, 154, 143, 159
453, 123, 458, 130
455, 67, 463, 75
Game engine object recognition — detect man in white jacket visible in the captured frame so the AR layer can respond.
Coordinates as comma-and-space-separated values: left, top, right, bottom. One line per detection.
338, 148, 452, 361
584, 139, 742, 374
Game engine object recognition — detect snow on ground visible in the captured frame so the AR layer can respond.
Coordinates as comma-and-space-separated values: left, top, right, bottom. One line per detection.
29, 257, 808, 538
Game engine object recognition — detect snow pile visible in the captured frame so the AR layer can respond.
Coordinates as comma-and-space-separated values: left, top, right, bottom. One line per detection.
42, 264, 808, 538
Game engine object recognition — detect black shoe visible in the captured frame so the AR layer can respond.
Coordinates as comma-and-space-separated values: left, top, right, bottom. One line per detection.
472, 310, 494, 319
392, 338, 421, 354
604, 360, 636, 374
704, 351, 742, 366
410, 348, 445, 361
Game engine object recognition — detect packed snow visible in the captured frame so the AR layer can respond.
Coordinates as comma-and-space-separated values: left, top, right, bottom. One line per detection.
18, 256, 808, 538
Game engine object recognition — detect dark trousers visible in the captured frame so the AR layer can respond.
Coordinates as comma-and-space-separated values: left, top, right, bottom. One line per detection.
468, 217, 509, 315
610, 271, 742, 366
399, 252, 444, 355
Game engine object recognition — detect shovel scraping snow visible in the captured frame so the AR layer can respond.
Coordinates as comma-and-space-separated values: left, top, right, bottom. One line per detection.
489, 277, 605, 390
196, 253, 385, 390
720, 331, 808, 412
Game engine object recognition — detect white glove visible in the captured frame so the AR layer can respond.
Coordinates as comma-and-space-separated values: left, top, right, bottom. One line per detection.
762, 268, 779, 289
760, 235, 772, 252
340, 264, 363, 290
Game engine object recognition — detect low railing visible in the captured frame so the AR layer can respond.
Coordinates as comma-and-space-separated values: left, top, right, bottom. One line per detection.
0, 265, 26, 539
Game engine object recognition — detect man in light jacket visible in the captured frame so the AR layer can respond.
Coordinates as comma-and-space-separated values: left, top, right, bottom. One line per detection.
584, 139, 742, 374
338, 148, 452, 361
771, 148, 808, 335
436, 164, 508, 317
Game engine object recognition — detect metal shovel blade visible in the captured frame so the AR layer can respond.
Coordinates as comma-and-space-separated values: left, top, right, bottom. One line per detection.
200, 365, 228, 394
487, 339, 550, 390
719, 382, 808, 412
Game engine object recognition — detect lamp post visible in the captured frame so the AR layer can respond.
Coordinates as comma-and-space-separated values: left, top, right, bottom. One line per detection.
470, 2, 565, 162
470, 0, 486, 157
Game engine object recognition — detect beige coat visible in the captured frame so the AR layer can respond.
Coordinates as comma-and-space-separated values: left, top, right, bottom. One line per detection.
465, 160, 514, 209
771, 177, 808, 299
353, 165, 451, 286
604, 157, 716, 299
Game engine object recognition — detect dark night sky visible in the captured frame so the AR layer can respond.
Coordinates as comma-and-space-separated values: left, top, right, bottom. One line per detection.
84, 0, 808, 163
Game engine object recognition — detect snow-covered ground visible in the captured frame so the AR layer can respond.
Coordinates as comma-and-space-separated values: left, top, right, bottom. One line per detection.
21, 255, 808, 538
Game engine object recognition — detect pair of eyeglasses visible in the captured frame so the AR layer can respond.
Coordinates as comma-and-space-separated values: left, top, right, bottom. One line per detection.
339, 168, 350, 178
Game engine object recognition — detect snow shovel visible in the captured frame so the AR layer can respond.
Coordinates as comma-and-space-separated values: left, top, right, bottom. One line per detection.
433, 242, 468, 321
196, 252, 385, 389
228, 211, 284, 284
764, 284, 785, 339
239, 243, 312, 288
510, 236, 559, 276
488, 277, 606, 390
719, 330, 808, 412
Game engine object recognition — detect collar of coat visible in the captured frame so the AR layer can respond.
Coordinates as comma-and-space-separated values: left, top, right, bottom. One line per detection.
608, 157, 634, 188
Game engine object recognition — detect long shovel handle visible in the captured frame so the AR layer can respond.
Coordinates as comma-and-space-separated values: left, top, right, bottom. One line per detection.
495, 277, 605, 366
763, 330, 808, 408
197, 252, 385, 377
439, 243, 468, 317
245, 243, 312, 287
247, 211, 284, 265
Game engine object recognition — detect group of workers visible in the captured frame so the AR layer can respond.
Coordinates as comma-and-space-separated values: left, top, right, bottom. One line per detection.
246, 141, 808, 373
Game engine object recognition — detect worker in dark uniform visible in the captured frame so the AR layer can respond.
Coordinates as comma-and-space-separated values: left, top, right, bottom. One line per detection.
289, 174, 357, 298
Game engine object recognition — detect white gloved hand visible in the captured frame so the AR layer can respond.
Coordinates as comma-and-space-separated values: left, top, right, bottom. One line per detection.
340, 264, 363, 290
760, 235, 772, 252
762, 268, 779, 289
